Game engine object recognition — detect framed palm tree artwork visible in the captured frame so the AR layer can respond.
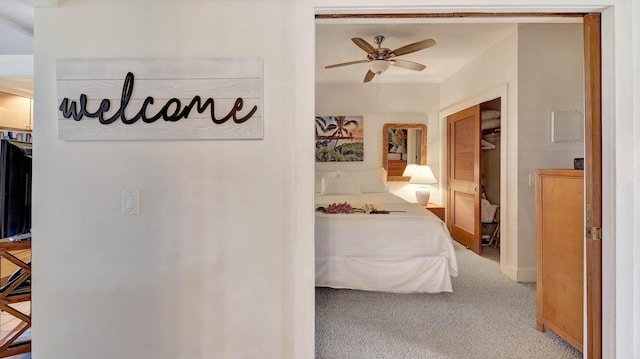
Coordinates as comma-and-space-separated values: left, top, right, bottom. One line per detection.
315, 116, 364, 162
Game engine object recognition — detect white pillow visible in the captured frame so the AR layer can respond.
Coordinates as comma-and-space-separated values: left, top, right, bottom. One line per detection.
361, 168, 389, 193
481, 110, 501, 120
315, 171, 338, 194
481, 118, 501, 130
321, 176, 361, 195
338, 168, 389, 193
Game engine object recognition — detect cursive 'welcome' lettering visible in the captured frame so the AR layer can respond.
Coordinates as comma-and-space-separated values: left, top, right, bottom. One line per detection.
58, 72, 258, 125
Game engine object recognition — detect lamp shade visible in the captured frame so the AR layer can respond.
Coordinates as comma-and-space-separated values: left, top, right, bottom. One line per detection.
370, 60, 390, 74
402, 164, 418, 177
409, 165, 437, 184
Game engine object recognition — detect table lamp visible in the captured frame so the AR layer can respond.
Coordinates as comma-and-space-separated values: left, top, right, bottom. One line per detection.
403, 165, 437, 205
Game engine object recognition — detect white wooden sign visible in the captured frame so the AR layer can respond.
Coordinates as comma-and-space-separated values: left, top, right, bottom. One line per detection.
56, 58, 263, 140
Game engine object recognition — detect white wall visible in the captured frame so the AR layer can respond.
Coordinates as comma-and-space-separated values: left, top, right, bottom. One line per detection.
33, 1, 297, 358
315, 82, 441, 202
631, 2, 640, 356
614, 3, 640, 357
516, 23, 585, 276
440, 28, 518, 109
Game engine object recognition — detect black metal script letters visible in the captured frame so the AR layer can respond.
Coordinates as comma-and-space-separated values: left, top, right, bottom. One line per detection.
58, 72, 258, 125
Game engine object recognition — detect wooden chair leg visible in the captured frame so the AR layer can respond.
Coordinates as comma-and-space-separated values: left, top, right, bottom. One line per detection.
491, 223, 500, 247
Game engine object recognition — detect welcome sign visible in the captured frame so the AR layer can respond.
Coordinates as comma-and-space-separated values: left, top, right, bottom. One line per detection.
56, 58, 263, 140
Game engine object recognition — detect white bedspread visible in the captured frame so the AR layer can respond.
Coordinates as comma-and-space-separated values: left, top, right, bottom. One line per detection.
315, 193, 458, 293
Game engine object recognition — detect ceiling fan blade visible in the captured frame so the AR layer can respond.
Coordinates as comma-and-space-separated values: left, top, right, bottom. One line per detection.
363, 70, 376, 83
324, 59, 369, 69
390, 39, 436, 57
390, 59, 426, 71
351, 38, 376, 54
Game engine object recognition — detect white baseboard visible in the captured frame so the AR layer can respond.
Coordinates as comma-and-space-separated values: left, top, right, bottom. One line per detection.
501, 264, 536, 283
516, 267, 536, 283
500, 263, 518, 281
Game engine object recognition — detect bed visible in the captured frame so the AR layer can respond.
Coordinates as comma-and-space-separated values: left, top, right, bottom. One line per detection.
315, 169, 458, 293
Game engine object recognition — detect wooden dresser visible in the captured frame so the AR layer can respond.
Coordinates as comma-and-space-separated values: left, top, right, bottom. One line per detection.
535, 169, 583, 351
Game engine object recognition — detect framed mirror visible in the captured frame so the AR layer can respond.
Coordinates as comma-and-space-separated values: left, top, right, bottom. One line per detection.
382, 123, 427, 181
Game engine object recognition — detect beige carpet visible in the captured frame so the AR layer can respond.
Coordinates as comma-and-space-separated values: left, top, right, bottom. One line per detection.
315, 242, 583, 359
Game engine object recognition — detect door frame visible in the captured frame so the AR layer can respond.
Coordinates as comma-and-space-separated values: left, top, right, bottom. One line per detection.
440, 85, 509, 267
304, 6, 617, 359
583, 13, 602, 358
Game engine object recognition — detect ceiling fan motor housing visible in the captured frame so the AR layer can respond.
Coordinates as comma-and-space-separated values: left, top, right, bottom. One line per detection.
367, 49, 390, 61
370, 35, 391, 60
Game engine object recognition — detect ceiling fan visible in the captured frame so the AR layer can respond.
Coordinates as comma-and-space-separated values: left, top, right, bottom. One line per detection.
324, 35, 436, 83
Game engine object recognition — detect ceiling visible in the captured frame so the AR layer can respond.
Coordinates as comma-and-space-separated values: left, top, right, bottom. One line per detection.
0, 0, 36, 55
316, 22, 517, 84
0, 0, 54, 97
316, 14, 583, 84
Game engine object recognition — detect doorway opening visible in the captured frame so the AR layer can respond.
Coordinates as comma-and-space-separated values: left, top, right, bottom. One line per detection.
313, 11, 602, 359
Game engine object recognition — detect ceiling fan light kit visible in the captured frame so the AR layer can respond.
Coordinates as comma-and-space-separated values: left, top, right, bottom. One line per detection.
324, 35, 436, 83
370, 60, 390, 74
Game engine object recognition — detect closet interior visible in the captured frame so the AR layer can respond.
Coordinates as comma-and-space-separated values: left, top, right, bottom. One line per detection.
480, 97, 501, 253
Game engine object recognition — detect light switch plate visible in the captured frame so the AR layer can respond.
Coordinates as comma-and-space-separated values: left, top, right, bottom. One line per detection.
122, 189, 140, 215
